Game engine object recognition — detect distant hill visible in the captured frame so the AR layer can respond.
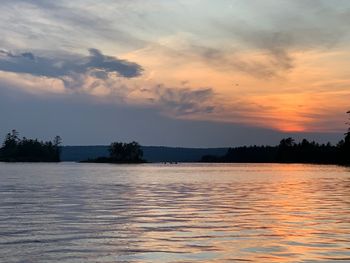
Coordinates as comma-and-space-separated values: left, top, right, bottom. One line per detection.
141, 146, 228, 163
61, 146, 109, 162
61, 146, 228, 163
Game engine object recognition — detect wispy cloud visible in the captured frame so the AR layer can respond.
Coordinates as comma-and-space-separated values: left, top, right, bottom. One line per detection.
152, 85, 215, 115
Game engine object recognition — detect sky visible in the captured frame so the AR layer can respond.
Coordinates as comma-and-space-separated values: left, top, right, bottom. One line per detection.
0, 0, 349, 147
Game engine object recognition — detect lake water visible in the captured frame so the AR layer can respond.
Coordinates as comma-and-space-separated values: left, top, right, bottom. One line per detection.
0, 163, 349, 263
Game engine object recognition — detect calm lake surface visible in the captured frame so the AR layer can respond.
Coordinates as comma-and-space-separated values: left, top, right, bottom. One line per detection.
0, 163, 349, 263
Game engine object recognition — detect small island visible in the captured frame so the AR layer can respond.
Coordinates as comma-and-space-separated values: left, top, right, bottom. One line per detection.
81, 141, 146, 164
0, 130, 62, 162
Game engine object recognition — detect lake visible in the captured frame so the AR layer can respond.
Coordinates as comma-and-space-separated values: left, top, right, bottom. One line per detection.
0, 163, 349, 262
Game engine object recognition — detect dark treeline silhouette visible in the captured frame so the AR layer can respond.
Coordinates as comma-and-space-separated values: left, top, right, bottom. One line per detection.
0, 130, 62, 162
201, 138, 348, 165
201, 112, 350, 165
82, 141, 145, 163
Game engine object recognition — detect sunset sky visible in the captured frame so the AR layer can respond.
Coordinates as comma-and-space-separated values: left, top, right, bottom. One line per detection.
0, 0, 349, 146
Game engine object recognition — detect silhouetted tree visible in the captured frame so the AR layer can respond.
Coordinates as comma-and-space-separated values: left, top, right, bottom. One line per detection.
53, 135, 62, 161
108, 141, 144, 163
280, 137, 295, 148
277, 137, 296, 162
339, 111, 350, 164
82, 141, 145, 163
1, 130, 20, 158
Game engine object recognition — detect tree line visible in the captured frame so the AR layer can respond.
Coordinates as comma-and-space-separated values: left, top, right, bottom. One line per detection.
0, 130, 62, 162
201, 111, 350, 165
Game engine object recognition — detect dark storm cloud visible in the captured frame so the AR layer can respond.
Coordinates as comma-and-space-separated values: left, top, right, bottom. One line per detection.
153, 85, 215, 115
0, 48, 143, 80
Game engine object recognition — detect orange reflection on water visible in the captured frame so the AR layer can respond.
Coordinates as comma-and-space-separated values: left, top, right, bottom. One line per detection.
116, 164, 350, 262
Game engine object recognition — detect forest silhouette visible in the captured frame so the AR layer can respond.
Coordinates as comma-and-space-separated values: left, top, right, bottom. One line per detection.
201, 111, 350, 165
0, 130, 61, 162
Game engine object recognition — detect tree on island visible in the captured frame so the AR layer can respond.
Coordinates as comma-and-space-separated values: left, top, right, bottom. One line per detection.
0, 130, 62, 162
109, 141, 144, 163
82, 141, 145, 163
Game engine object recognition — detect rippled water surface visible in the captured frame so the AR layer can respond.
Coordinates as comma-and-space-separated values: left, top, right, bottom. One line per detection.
0, 163, 350, 263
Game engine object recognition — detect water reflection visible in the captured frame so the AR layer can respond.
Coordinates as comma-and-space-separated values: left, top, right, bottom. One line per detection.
0, 163, 349, 262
